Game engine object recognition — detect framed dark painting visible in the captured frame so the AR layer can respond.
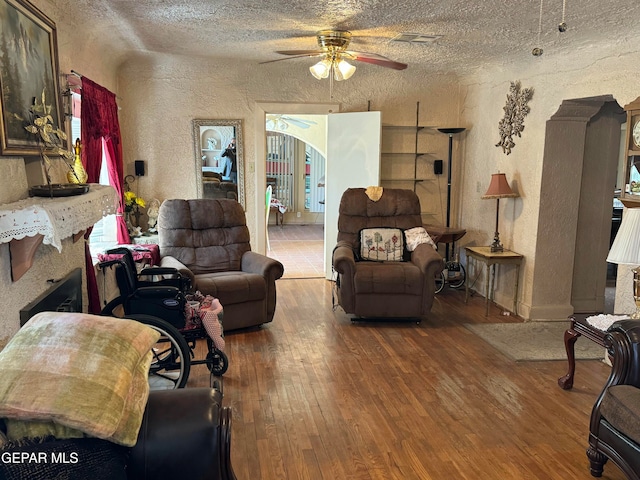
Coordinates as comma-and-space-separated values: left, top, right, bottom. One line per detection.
0, 0, 63, 156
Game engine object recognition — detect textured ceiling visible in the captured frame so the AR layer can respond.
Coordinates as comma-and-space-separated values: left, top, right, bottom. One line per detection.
64, 0, 640, 75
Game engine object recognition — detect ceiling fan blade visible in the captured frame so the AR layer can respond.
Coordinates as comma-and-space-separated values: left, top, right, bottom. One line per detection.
275, 50, 324, 56
259, 53, 322, 65
347, 51, 408, 70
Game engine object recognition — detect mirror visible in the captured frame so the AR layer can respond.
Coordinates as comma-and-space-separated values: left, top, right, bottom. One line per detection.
194, 119, 244, 207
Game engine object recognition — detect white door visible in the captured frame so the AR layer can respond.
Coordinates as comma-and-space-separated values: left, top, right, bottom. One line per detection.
324, 111, 382, 278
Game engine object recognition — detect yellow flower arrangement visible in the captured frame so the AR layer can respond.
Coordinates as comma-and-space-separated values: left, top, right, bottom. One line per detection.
124, 191, 146, 213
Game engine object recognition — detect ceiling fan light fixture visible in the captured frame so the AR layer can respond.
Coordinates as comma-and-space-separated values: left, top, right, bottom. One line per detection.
309, 58, 332, 79
335, 59, 356, 80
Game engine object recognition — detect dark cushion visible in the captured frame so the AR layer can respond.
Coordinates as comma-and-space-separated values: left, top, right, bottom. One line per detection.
0, 437, 129, 480
354, 262, 423, 295
601, 384, 640, 445
194, 271, 267, 305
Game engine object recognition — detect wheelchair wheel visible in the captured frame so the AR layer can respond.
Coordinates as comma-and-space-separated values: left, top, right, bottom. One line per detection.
446, 261, 466, 289
435, 271, 445, 294
207, 349, 229, 376
125, 314, 191, 390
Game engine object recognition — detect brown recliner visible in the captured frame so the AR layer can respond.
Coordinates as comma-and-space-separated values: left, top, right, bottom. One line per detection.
158, 199, 284, 331
332, 188, 444, 319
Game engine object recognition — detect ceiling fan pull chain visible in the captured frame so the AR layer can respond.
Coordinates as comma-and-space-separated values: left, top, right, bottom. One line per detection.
532, 0, 544, 56
329, 66, 334, 100
559, 0, 568, 32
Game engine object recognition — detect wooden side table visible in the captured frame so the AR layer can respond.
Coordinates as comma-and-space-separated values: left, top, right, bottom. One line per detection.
557, 314, 610, 390
465, 246, 523, 316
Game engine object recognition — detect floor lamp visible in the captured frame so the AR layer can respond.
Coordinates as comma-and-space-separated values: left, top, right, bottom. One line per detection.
437, 127, 465, 261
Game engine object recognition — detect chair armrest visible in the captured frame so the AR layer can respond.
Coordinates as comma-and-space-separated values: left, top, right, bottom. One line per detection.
241, 251, 284, 280
589, 321, 640, 437
139, 267, 178, 276
410, 243, 445, 276
160, 256, 195, 290
128, 387, 236, 480
139, 267, 191, 291
332, 241, 356, 275
607, 320, 640, 388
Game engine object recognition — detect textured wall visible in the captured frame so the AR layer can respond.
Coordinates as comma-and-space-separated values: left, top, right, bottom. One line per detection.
116, 53, 464, 245
459, 44, 640, 318
0, 160, 86, 344
0, 1, 119, 342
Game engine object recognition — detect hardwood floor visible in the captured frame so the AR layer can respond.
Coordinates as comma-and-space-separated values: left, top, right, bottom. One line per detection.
187, 279, 624, 480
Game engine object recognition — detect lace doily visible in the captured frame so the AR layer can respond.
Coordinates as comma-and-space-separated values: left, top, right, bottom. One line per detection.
586, 314, 629, 331
0, 184, 117, 252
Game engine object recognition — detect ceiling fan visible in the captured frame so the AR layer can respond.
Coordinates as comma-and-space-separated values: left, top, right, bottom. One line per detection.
262, 30, 407, 81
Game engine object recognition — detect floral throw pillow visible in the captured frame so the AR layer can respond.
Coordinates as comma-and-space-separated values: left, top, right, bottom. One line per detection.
360, 228, 405, 261
404, 227, 438, 251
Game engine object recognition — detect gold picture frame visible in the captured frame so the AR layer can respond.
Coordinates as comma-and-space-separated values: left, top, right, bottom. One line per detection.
0, 0, 63, 156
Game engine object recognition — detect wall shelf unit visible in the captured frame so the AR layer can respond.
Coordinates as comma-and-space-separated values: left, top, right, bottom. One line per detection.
381, 102, 442, 222
380, 102, 438, 192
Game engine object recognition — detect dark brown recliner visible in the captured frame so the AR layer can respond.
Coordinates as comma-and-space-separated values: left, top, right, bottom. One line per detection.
587, 320, 640, 479
332, 188, 444, 319
158, 199, 284, 331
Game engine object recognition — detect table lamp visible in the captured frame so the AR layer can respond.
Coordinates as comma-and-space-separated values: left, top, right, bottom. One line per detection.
606, 207, 640, 319
482, 173, 518, 252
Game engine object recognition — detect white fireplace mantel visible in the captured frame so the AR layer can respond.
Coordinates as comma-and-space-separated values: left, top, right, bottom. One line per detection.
0, 184, 117, 281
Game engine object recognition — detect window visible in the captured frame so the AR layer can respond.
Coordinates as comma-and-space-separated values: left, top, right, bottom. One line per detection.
70, 96, 118, 255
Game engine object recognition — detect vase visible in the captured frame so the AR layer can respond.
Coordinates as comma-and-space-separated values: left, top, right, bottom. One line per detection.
67, 139, 88, 184
125, 212, 135, 236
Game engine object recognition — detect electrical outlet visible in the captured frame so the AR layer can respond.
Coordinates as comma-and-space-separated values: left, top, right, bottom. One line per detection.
248, 162, 255, 173
296, 211, 301, 218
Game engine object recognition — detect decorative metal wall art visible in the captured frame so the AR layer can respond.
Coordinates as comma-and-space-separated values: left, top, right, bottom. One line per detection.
495, 81, 534, 155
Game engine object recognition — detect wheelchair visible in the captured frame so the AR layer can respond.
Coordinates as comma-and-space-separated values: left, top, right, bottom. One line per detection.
98, 247, 229, 389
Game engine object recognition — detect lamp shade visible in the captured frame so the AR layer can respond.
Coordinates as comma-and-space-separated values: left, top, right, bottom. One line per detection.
607, 208, 640, 265
335, 59, 356, 80
482, 173, 519, 199
309, 58, 332, 79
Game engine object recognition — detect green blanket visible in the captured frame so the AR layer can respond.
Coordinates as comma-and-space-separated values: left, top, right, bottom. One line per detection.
0, 312, 160, 447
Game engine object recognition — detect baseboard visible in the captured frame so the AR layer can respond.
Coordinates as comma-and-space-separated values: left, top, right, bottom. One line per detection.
527, 304, 574, 321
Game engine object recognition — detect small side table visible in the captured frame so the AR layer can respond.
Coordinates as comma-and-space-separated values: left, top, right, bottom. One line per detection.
557, 314, 611, 390
465, 246, 523, 316
424, 225, 467, 261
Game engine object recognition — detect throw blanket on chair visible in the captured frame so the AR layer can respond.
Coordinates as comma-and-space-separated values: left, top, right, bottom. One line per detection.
365, 186, 383, 201
0, 312, 159, 446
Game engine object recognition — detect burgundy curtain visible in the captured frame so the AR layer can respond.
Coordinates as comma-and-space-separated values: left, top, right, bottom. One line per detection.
81, 77, 129, 313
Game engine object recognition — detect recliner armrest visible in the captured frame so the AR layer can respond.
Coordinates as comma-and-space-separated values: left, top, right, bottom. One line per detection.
332, 241, 356, 275
410, 243, 445, 276
160, 256, 196, 290
241, 251, 284, 280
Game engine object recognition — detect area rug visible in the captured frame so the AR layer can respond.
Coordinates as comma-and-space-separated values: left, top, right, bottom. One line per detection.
464, 322, 606, 362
